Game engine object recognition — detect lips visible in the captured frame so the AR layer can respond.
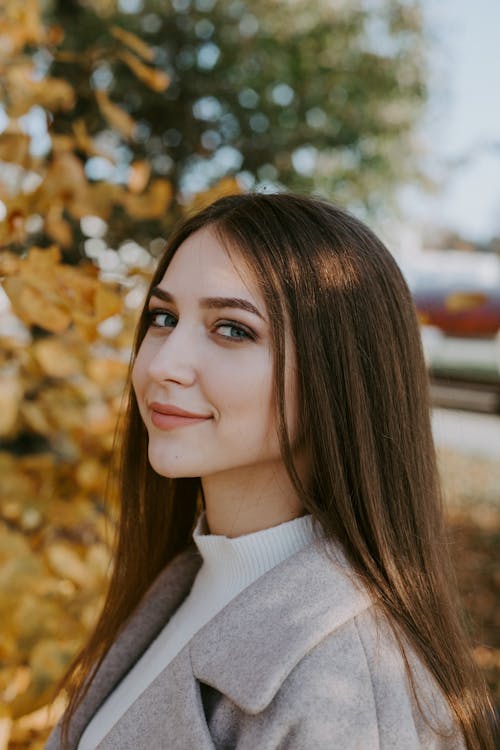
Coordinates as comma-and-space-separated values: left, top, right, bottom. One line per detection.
149, 402, 211, 419
148, 402, 212, 430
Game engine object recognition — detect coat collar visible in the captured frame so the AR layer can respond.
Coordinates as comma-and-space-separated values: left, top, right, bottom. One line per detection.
190, 536, 371, 713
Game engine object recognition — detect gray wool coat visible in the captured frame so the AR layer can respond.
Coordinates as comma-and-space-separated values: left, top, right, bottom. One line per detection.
45, 537, 464, 749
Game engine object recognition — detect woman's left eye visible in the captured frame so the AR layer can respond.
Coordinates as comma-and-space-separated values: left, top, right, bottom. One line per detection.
215, 322, 254, 341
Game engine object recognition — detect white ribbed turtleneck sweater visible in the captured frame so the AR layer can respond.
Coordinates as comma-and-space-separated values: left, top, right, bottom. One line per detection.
78, 512, 315, 750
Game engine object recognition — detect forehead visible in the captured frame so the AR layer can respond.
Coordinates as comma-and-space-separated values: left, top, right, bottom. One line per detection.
159, 227, 260, 300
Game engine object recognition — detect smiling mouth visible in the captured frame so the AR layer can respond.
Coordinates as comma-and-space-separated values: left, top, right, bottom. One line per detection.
150, 403, 212, 430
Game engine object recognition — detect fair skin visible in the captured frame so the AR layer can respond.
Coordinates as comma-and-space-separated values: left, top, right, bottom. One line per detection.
132, 227, 306, 538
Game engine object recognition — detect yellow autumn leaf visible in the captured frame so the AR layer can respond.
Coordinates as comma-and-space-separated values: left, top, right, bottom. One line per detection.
3, 278, 72, 333
42, 495, 96, 534
0, 477, 44, 530
0, 526, 31, 565
45, 544, 89, 588
127, 159, 151, 193
118, 50, 170, 92
4, 66, 75, 117
48, 133, 75, 153
75, 458, 105, 492
0, 376, 22, 437
30, 638, 77, 686
121, 178, 173, 220
0, 250, 20, 275
86, 357, 129, 386
85, 543, 112, 582
94, 284, 123, 322
0, 133, 31, 164
34, 153, 91, 218
69, 277, 120, 339
19, 401, 52, 436
11, 639, 77, 719
40, 389, 85, 433
45, 203, 73, 248
33, 76, 75, 112
0, 665, 31, 703
0, 549, 45, 597
0, 630, 17, 664
0, 0, 44, 59
0, 20, 23, 60
0, 206, 27, 244
111, 25, 154, 62
95, 89, 137, 141
72, 119, 111, 159
0, 705, 12, 750
84, 181, 124, 220
55, 262, 99, 300
0, 472, 36, 508
185, 176, 242, 213
10, 0, 44, 45
81, 594, 106, 631
11, 595, 70, 645
1, 150, 122, 222
32, 338, 82, 378
2, 500, 23, 525
45, 23, 64, 46
83, 400, 116, 436
8, 694, 67, 746
17, 452, 56, 474
26, 244, 62, 269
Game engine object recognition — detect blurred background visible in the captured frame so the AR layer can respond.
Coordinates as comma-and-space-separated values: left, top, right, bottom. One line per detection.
0, 0, 498, 747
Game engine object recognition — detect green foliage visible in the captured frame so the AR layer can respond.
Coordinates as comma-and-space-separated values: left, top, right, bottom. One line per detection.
42, 0, 429, 258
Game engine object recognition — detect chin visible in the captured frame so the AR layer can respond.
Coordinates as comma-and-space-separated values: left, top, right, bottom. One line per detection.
147, 449, 196, 479
150, 464, 197, 479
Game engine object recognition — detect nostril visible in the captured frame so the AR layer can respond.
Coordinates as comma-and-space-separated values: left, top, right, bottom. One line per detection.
148, 355, 198, 387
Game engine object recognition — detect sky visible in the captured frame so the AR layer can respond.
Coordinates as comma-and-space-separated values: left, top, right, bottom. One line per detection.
403, 0, 500, 242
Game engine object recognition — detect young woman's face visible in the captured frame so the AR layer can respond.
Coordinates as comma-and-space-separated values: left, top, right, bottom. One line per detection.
132, 226, 298, 480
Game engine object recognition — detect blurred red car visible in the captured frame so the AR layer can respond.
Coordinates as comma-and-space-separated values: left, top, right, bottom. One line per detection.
398, 250, 500, 337
396, 251, 500, 404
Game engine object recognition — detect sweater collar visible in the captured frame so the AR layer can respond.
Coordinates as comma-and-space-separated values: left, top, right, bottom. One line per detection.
192, 511, 315, 586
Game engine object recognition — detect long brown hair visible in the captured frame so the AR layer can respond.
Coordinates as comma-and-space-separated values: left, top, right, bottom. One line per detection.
58, 193, 496, 748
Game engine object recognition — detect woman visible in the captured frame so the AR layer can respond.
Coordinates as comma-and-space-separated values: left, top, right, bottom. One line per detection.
46, 193, 496, 749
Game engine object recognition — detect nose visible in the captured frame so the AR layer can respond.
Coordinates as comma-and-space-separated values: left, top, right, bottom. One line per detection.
147, 322, 199, 387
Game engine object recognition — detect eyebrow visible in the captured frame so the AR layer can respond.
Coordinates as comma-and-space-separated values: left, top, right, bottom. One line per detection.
148, 286, 265, 321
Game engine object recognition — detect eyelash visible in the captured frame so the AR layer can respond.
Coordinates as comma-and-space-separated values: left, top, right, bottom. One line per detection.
145, 309, 256, 342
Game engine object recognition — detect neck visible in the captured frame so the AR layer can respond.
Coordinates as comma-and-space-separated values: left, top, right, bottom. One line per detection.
201, 460, 305, 538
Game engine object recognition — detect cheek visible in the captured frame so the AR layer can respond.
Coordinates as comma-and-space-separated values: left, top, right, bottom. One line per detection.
210, 356, 274, 428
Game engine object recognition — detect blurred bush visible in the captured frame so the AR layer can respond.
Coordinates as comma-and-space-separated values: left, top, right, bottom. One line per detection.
3, 1, 496, 748
438, 450, 500, 708
0, 242, 137, 748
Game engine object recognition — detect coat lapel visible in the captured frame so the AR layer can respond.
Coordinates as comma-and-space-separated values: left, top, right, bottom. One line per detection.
190, 537, 372, 714
96, 645, 217, 750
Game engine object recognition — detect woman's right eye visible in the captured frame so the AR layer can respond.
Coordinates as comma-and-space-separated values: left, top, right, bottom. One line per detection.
146, 309, 177, 329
